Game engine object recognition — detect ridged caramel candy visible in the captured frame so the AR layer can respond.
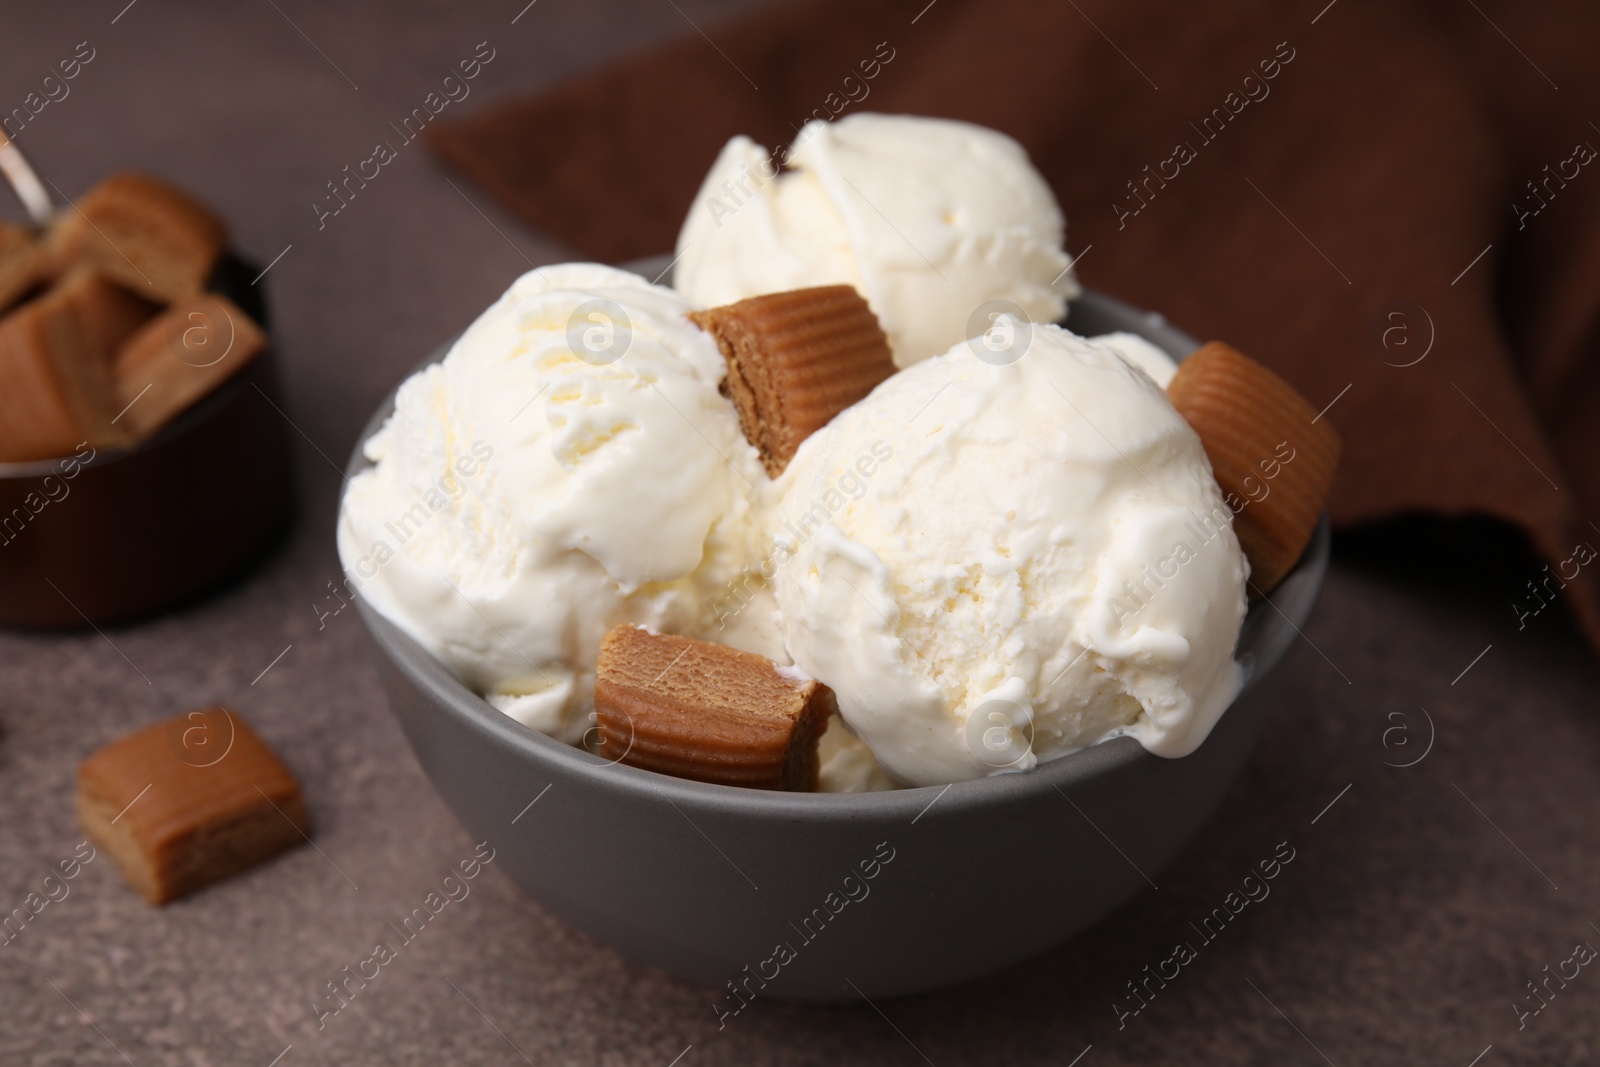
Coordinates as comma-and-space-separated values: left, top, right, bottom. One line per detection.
1167, 341, 1341, 593
49, 172, 226, 303
689, 285, 895, 477
594, 626, 833, 790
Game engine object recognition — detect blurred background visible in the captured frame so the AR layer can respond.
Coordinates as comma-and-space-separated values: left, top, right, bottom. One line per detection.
2, 1, 1598, 1064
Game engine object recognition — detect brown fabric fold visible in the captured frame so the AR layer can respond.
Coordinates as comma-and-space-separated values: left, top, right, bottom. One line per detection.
426, 0, 1600, 649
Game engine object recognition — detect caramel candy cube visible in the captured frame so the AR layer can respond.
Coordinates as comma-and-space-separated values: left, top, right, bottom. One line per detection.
49, 172, 226, 303
689, 285, 895, 477
64, 265, 161, 357
0, 221, 46, 312
77, 707, 309, 904
0, 267, 156, 461
113, 295, 265, 439
594, 626, 833, 790
1167, 341, 1342, 593
0, 299, 97, 462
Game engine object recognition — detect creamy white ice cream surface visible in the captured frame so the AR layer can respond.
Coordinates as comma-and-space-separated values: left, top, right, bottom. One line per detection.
674, 113, 1081, 367
767, 322, 1248, 787
1092, 330, 1180, 389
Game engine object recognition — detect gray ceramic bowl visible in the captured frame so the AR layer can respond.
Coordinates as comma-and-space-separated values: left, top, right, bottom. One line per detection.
349, 284, 1329, 1002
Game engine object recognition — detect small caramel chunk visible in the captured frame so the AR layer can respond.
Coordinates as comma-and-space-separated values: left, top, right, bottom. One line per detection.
63, 265, 162, 358
594, 626, 833, 790
48, 172, 226, 303
0, 299, 93, 462
1167, 341, 1342, 593
689, 285, 895, 477
113, 295, 265, 439
77, 707, 309, 904
0, 267, 156, 461
0, 221, 46, 312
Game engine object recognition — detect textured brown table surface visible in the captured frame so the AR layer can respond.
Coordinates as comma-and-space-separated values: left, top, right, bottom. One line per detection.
4, 3, 1599, 1065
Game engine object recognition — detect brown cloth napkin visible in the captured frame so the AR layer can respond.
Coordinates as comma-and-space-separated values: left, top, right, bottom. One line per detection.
427, 0, 1600, 649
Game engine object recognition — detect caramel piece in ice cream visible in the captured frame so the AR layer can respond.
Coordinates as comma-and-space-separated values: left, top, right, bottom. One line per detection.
689, 285, 895, 477
0, 267, 156, 461
113, 295, 265, 439
1167, 341, 1341, 593
49, 172, 226, 303
594, 625, 834, 790
77, 707, 309, 905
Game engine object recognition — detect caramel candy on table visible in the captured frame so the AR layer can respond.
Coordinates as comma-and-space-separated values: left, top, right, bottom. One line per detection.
0, 221, 46, 312
48, 171, 226, 303
0, 267, 157, 461
1167, 341, 1342, 593
113, 295, 265, 439
689, 285, 896, 477
77, 707, 308, 905
594, 625, 834, 790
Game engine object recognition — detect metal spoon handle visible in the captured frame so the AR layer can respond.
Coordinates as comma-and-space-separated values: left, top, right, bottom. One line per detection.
0, 131, 55, 227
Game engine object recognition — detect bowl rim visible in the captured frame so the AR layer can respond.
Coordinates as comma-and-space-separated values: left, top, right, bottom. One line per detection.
347, 284, 1330, 818
0, 349, 269, 478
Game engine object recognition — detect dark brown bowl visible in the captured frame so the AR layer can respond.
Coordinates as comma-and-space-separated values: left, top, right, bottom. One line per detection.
0, 254, 291, 627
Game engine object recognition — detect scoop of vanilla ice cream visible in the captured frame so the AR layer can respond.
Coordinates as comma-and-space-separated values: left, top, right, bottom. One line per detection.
674, 113, 1080, 367
337, 264, 771, 743
767, 324, 1248, 787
